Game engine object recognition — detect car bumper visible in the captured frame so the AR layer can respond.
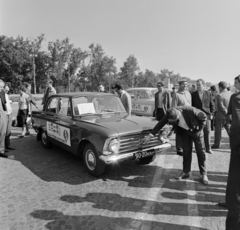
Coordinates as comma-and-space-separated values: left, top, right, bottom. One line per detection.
99, 143, 171, 164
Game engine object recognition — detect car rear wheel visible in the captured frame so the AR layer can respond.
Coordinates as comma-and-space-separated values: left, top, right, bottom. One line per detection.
41, 130, 52, 148
83, 143, 106, 177
138, 154, 156, 165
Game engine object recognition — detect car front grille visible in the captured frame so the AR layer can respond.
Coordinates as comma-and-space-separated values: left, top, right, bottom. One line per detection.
119, 131, 161, 154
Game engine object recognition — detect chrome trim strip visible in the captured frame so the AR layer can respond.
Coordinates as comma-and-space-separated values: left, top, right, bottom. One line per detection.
99, 143, 171, 164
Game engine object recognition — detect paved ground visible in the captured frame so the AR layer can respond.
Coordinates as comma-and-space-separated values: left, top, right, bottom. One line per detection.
0, 127, 230, 230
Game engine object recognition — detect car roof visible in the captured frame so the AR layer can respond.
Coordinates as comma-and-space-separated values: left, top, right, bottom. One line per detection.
54, 92, 115, 98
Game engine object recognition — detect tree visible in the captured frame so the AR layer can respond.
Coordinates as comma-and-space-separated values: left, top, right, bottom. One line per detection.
119, 55, 139, 88
84, 43, 117, 91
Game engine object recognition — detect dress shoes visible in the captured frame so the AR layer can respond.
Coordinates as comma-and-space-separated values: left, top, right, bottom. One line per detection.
202, 175, 209, 185
6, 147, 15, 150
25, 132, 30, 136
176, 172, 190, 180
217, 202, 227, 209
0, 153, 15, 160
0, 153, 8, 158
206, 149, 213, 154
211, 145, 220, 149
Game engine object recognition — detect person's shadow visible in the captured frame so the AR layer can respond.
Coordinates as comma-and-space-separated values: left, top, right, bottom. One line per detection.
30, 209, 208, 230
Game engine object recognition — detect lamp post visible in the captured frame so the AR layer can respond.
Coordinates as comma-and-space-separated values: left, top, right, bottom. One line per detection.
32, 55, 36, 94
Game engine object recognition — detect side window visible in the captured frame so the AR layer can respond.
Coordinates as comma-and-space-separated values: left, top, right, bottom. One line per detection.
72, 97, 88, 116
136, 90, 147, 99
58, 97, 71, 117
127, 90, 135, 98
46, 97, 58, 113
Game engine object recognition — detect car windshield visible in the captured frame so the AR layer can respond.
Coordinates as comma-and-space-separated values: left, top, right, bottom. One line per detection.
72, 95, 126, 116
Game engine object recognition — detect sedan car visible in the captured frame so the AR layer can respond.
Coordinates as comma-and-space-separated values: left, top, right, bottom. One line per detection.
32, 92, 171, 177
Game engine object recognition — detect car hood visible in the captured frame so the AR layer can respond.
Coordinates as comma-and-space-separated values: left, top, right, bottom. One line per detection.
81, 114, 160, 135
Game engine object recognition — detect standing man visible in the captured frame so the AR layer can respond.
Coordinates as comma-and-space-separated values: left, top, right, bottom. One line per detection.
0, 80, 9, 158
141, 106, 209, 185
192, 79, 215, 154
25, 83, 39, 111
98, 83, 108, 93
225, 75, 240, 229
170, 87, 176, 98
154, 81, 171, 121
171, 80, 192, 155
41, 79, 56, 106
113, 84, 131, 115
4, 84, 15, 151
212, 81, 231, 149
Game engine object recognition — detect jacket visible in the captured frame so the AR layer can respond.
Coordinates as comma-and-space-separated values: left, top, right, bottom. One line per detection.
154, 90, 171, 116
215, 90, 232, 119
151, 106, 207, 136
192, 90, 215, 119
0, 90, 7, 111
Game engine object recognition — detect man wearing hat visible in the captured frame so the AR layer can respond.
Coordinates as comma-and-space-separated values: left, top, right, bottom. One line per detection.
153, 81, 171, 121
171, 79, 192, 155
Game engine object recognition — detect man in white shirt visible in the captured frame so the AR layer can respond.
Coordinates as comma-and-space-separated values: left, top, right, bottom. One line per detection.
4, 85, 15, 150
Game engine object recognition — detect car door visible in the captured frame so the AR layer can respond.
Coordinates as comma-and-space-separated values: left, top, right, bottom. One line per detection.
52, 96, 73, 152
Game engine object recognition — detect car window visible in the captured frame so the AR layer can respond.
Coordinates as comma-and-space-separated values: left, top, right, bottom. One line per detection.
136, 90, 148, 99
58, 97, 71, 117
127, 90, 135, 98
46, 97, 58, 113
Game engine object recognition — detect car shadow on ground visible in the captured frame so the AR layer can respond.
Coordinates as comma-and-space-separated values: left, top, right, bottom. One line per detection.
59, 192, 227, 217
30, 209, 208, 230
9, 128, 228, 191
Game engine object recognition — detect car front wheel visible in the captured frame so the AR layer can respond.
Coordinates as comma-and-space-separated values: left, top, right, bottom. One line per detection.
83, 143, 106, 177
41, 130, 52, 148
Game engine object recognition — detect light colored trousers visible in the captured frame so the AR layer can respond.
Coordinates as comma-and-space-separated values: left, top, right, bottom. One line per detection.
0, 111, 7, 152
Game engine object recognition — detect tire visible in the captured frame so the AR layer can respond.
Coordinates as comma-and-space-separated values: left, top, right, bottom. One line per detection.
138, 154, 156, 165
83, 143, 106, 177
41, 130, 52, 149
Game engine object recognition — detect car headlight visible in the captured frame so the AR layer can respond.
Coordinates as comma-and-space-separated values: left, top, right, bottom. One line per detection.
109, 139, 120, 153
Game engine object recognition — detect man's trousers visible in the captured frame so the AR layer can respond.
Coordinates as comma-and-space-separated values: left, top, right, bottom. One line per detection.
226, 148, 240, 230
5, 114, 12, 149
180, 128, 207, 175
0, 111, 7, 152
213, 118, 231, 147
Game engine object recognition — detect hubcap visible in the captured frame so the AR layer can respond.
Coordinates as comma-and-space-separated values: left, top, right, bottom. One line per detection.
42, 132, 47, 145
85, 149, 96, 171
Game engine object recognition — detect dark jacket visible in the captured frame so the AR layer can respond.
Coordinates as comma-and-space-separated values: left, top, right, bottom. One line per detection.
192, 90, 215, 119
154, 90, 171, 116
0, 90, 7, 111
151, 106, 207, 136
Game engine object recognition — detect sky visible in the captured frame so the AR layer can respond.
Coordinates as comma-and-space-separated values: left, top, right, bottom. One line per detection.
1, 0, 240, 85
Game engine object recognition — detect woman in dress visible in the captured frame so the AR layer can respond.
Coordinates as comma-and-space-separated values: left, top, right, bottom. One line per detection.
18, 85, 31, 138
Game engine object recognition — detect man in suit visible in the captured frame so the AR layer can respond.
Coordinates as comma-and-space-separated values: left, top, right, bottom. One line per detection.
154, 81, 171, 121
212, 81, 231, 148
192, 79, 215, 154
113, 84, 131, 115
171, 79, 192, 155
141, 106, 209, 185
225, 75, 240, 229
